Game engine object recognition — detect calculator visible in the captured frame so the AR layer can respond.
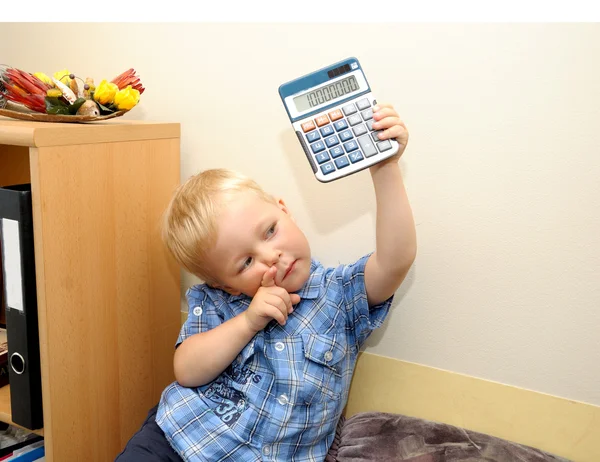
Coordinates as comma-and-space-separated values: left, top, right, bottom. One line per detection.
279, 57, 399, 183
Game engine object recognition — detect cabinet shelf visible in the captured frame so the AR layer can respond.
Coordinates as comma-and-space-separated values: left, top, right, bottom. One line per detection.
0, 385, 44, 436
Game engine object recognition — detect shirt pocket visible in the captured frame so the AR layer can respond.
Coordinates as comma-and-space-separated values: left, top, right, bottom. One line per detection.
195, 382, 263, 455
301, 332, 347, 404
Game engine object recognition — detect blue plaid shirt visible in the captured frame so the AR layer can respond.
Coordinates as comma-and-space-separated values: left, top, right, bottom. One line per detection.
156, 254, 392, 461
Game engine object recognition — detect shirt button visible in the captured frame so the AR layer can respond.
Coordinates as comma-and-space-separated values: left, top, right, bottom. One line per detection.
193, 306, 203, 316
274, 342, 285, 351
324, 351, 333, 362
262, 445, 271, 455
277, 393, 289, 405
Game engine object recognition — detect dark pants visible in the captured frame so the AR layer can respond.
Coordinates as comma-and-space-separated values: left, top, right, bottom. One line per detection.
115, 405, 183, 462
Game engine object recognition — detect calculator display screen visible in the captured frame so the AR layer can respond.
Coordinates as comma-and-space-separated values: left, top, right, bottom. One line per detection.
293, 75, 359, 113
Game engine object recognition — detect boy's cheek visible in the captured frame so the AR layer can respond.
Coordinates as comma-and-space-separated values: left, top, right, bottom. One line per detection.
249, 273, 265, 294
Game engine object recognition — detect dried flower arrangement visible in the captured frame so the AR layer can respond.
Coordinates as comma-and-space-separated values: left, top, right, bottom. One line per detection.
0, 66, 145, 123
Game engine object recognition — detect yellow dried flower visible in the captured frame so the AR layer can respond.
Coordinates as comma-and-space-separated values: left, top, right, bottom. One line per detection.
46, 88, 62, 98
93, 80, 119, 105
34, 72, 54, 86
53, 69, 71, 86
113, 86, 140, 111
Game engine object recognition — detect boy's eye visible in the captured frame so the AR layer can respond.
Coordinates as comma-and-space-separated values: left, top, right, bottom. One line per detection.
241, 257, 253, 271
266, 223, 276, 238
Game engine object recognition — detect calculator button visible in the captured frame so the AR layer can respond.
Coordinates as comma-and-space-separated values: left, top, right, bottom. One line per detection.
310, 140, 326, 154
306, 131, 321, 143
361, 108, 373, 121
301, 120, 316, 133
347, 114, 362, 126
315, 115, 330, 127
377, 140, 392, 152
342, 103, 357, 116
325, 135, 340, 148
339, 130, 353, 142
334, 156, 350, 169
365, 120, 374, 131
328, 109, 343, 121
343, 140, 359, 153
334, 120, 348, 132
357, 135, 377, 157
320, 125, 335, 137
330, 146, 345, 158
371, 131, 383, 142
356, 98, 371, 111
320, 162, 336, 175
349, 150, 364, 163
315, 152, 330, 164
353, 124, 368, 137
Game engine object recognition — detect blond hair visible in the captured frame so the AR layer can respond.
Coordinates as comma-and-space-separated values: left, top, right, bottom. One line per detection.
161, 168, 276, 284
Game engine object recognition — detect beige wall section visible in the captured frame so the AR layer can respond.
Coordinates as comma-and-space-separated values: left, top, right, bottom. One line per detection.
346, 353, 599, 462
1, 23, 598, 411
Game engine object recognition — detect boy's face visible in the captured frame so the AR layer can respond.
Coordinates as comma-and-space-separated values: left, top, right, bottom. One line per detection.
206, 191, 311, 297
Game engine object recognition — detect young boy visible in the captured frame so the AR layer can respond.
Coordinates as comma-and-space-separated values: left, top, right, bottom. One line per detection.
155, 103, 416, 461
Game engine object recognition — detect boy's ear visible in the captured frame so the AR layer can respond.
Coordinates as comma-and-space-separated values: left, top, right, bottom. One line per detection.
276, 197, 294, 220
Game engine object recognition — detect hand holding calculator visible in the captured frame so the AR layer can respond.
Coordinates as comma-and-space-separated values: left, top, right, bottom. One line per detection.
279, 57, 400, 183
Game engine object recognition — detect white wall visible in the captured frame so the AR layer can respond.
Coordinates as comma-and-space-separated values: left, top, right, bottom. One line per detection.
1, 23, 598, 406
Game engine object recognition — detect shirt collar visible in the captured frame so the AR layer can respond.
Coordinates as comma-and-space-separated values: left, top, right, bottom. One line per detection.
226, 258, 322, 305
294, 259, 322, 300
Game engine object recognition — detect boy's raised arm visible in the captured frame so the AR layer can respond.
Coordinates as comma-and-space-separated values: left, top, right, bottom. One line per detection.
364, 104, 417, 307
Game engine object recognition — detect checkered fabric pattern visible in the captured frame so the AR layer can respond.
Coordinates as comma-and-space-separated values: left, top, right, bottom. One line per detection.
156, 254, 392, 461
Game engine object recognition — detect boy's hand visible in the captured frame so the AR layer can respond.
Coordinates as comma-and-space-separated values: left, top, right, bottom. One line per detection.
243, 266, 301, 333
371, 103, 409, 164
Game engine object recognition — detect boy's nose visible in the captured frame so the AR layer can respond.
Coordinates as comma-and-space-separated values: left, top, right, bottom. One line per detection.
261, 248, 281, 266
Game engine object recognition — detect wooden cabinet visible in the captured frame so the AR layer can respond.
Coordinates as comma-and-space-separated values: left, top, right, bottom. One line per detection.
0, 118, 182, 461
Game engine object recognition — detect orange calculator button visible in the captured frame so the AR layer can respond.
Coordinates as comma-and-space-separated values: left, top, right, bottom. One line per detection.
328, 109, 343, 121
301, 120, 316, 133
315, 115, 330, 127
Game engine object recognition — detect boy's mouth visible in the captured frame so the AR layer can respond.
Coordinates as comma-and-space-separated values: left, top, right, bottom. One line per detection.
282, 260, 297, 282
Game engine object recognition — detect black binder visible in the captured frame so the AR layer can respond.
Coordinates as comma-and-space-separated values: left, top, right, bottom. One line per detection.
0, 184, 43, 430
